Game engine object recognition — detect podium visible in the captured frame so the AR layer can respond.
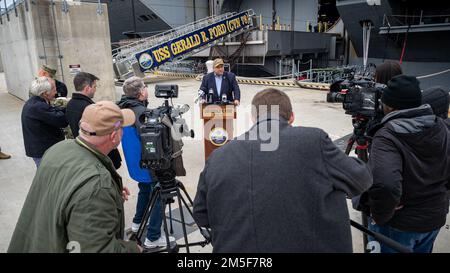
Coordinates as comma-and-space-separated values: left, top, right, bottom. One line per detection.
200, 103, 236, 161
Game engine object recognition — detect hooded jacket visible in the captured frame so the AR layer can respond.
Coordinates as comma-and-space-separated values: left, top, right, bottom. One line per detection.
368, 105, 450, 232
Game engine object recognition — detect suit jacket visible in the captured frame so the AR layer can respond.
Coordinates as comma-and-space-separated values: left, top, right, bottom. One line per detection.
193, 118, 373, 253
199, 71, 240, 103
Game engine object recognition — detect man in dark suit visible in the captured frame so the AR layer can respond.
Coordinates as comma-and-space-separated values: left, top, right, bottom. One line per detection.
193, 88, 373, 253
199, 58, 241, 105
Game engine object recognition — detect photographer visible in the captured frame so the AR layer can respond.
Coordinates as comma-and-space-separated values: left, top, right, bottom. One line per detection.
117, 77, 175, 249
193, 88, 372, 253
367, 75, 450, 253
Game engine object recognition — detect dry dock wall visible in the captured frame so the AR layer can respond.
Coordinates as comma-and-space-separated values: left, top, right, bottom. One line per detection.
0, 0, 116, 101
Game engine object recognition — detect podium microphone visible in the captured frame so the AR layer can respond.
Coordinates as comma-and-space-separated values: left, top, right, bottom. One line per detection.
208, 89, 214, 103
221, 94, 228, 104
194, 90, 205, 104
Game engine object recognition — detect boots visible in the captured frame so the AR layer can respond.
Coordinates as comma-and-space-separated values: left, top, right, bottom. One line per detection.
0, 151, 11, 160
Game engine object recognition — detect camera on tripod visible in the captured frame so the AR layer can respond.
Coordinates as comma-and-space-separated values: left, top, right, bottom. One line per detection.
327, 78, 385, 119
139, 84, 194, 171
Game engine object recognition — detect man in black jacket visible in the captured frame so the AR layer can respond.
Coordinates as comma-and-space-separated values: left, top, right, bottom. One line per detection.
367, 75, 450, 253
193, 88, 373, 253
21, 77, 68, 167
66, 72, 122, 169
199, 58, 240, 105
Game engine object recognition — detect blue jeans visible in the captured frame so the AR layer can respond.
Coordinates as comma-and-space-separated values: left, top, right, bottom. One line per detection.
32, 157, 42, 168
133, 182, 163, 241
368, 217, 440, 253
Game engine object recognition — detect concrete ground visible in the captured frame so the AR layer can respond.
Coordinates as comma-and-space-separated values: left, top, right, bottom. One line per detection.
0, 72, 448, 253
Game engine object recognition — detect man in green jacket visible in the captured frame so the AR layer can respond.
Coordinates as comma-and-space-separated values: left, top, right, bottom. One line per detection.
8, 101, 141, 253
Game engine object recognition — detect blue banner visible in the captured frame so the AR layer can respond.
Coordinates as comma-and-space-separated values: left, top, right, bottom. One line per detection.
136, 11, 252, 71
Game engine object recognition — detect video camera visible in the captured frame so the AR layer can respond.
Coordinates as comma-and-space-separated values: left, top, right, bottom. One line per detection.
139, 85, 194, 171
327, 78, 385, 119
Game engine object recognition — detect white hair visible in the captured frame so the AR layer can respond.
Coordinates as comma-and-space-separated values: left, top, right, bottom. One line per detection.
30, 76, 52, 96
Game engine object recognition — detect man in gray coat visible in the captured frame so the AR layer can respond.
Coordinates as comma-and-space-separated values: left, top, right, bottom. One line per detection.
193, 88, 373, 253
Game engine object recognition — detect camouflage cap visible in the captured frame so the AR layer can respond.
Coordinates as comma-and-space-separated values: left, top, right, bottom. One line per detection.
213, 58, 224, 68
41, 65, 57, 77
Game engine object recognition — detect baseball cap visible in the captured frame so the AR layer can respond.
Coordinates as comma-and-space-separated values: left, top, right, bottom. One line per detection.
41, 65, 57, 77
79, 101, 135, 136
213, 58, 224, 68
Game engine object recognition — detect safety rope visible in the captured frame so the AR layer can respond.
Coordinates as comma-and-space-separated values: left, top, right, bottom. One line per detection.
399, 25, 410, 65
417, 68, 450, 79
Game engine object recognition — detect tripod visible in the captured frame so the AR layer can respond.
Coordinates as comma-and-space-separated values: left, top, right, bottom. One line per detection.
131, 170, 211, 253
344, 116, 411, 253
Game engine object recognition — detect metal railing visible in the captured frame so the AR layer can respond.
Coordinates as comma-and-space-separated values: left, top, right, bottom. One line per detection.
383, 13, 450, 28
112, 9, 256, 78
112, 11, 248, 61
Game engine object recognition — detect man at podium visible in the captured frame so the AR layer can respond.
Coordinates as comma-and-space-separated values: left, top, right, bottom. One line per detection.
199, 58, 241, 106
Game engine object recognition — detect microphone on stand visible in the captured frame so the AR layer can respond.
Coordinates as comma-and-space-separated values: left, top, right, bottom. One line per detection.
194, 90, 205, 104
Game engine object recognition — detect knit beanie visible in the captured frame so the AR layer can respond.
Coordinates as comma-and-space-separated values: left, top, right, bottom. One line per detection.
381, 75, 422, 110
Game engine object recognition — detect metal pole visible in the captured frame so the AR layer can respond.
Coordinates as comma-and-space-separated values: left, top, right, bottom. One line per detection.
278, 59, 281, 80
193, 0, 196, 21
13, 0, 17, 17
3, 0, 9, 21
272, 0, 276, 30
131, 0, 137, 36
291, 58, 295, 79
96, 0, 103, 15
50, 0, 65, 82
309, 59, 312, 81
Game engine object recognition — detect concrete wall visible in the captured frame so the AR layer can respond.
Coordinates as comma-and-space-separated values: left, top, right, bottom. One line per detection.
0, 50, 3, 73
0, 3, 40, 100
0, 0, 116, 101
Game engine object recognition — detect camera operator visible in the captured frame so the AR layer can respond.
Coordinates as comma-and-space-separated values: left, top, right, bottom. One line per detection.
366, 75, 450, 253
365, 61, 404, 137
8, 101, 141, 253
117, 77, 175, 249
193, 88, 372, 253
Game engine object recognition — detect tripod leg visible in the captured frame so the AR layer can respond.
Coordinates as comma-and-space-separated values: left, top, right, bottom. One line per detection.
160, 196, 173, 252
177, 181, 194, 205
178, 182, 212, 242
168, 202, 174, 235
345, 137, 355, 155
176, 188, 190, 253
359, 148, 369, 252
136, 186, 161, 245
